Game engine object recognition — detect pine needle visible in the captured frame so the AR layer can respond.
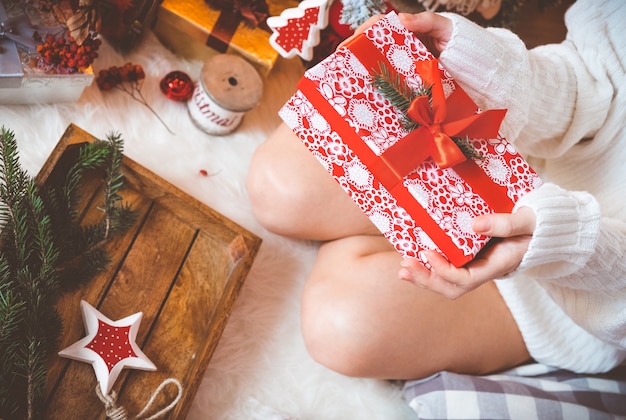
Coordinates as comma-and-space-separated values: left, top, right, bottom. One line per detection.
370, 62, 431, 131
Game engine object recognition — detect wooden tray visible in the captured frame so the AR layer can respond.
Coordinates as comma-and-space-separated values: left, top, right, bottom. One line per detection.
41, 124, 261, 418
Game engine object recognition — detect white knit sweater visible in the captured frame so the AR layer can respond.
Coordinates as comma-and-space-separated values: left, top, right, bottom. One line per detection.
439, 0, 626, 373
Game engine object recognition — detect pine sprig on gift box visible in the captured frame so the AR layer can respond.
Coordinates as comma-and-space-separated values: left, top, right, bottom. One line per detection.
370, 62, 431, 132
370, 62, 483, 161
453, 135, 483, 161
0, 126, 136, 420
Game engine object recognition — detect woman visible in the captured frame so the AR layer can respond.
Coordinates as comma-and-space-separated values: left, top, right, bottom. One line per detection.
246, 0, 626, 379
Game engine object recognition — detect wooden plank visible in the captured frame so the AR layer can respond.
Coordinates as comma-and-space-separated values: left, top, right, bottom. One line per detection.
47, 205, 196, 419
45, 187, 152, 398
121, 156, 260, 254
118, 230, 241, 417
42, 124, 261, 419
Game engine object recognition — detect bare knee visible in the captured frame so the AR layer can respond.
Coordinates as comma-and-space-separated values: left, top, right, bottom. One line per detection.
300, 275, 386, 378
246, 129, 314, 237
247, 146, 298, 235
247, 124, 374, 240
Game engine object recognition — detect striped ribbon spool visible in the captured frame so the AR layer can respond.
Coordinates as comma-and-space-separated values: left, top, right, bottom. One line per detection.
188, 54, 264, 135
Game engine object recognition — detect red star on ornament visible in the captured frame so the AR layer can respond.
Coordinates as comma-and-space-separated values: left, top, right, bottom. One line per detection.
58, 300, 156, 395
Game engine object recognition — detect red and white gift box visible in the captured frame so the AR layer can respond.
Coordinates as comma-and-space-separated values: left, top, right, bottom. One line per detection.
279, 11, 541, 267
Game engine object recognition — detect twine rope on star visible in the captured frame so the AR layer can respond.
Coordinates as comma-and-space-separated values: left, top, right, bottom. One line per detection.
95, 378, 184, 420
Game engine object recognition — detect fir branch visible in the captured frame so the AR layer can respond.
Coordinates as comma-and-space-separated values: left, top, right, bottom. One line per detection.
0, 127, 30, 205
26, 181, 59, 292
0, 273, 23, 345
15, 335, 48, 420
452, 136, 484, 161
0, 127, 32, 269
0, 126, 136, 418
101, 132, 125, 241
63, 140, 111, 221
12, 190, 58, 420
370, 62, 414, 110
370, 62, 431, 131
57, 133, 135, 285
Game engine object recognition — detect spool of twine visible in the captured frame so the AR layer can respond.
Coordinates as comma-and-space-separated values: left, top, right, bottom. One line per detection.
187, 54, 264, 135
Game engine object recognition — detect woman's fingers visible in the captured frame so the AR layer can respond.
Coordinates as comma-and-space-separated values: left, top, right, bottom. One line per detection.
399, 253, 474, 299
397, 12, 452, 54
472, 207, 536, 237
399, 208, 536, 299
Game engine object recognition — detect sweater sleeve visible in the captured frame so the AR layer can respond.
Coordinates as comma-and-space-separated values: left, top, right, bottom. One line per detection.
438, 4, 614, 160
435, 1, 626, 349
512, 183, 626, 349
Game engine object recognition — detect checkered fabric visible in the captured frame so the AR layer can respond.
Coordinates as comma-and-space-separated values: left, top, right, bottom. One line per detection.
403, 363, 626, 419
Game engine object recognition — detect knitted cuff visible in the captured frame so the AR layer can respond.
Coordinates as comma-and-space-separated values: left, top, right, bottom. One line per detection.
513, 182, 600, 276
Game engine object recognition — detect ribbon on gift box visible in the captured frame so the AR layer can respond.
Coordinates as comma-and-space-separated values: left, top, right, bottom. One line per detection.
205, 0, 271, 53
296, 30, 517, 266
0, 0, 39, 88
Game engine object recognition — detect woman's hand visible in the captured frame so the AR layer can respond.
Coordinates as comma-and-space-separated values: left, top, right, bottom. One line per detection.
398, 207, 536, 299
397, 12, 452, 56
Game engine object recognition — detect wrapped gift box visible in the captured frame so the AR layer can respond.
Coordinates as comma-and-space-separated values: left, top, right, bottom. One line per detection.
153, 0, 297, 76
100, 0, 161, 53
0, 0, 94, 105
279, 11, 542, 267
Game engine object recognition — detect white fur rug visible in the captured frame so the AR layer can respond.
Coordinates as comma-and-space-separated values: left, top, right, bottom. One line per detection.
0, 31, 415, 419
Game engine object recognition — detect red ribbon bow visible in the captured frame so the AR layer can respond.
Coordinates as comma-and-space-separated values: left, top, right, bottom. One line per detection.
401, 59, 507, 169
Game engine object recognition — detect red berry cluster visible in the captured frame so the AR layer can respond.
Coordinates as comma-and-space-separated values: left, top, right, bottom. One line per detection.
95, 62, 174, 134
36, 34, 101, 74
96, 63, 146, 91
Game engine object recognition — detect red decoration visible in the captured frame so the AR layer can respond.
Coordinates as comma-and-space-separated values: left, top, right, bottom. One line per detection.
58, 300, 156, 395
309, 1, 397, 66
96, 63, 145, 91
327, 0, 353, 39
395, 58, 507, 170
267, 0, 330, 61
97, 63, 175, 134
160, 71, 194, 102
36, 34, 102, 74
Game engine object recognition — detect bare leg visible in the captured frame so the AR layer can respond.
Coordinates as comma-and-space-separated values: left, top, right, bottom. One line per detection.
248, 124, 530, 380
247, 123, 378, 240
301, 235, 531, 380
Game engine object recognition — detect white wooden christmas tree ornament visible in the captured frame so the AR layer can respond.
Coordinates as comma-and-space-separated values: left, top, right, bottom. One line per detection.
267, 0, 331, 61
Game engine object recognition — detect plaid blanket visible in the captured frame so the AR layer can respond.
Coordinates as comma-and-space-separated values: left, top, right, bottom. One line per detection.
403, 363, 626, 419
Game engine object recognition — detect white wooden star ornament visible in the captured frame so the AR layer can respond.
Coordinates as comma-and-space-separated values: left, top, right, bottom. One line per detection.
58, 299, 157, 396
